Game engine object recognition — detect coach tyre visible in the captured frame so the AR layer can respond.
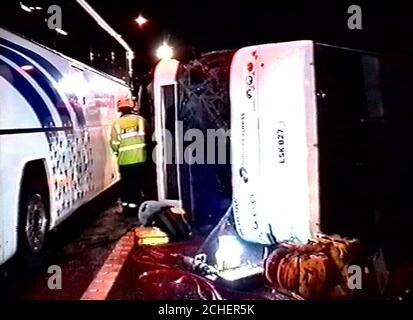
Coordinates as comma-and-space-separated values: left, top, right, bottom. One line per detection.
18, 163, 50, 255
25, 193, 48, 253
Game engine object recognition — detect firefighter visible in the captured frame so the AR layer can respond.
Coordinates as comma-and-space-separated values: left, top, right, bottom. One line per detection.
111, 97, 148, 213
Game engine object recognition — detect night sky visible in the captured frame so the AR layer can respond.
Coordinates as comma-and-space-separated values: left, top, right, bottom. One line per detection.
1, 0, 412, 79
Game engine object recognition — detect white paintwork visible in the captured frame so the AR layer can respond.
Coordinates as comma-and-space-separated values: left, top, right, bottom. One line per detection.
0, 28, 130, 264
231, 41, 320, 244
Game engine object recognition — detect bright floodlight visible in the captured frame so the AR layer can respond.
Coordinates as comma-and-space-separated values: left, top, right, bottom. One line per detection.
156, 42, 173, 60
135, 15, 148, 26
215, 235, 243, 271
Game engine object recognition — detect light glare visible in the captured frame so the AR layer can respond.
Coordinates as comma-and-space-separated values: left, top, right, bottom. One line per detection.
19, 2, 32, 12
215, 235, 243, 271
135, 15, 148, 26
55, 28, 68, 36
156, 42, 173, 60
21, 65, 34, 71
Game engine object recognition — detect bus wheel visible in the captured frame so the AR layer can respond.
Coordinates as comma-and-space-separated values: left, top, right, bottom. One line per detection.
24, 193, 48, 253
18, 170, 50, 256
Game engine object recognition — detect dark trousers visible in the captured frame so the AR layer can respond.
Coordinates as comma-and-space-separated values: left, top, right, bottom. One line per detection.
119, 162, 147, 206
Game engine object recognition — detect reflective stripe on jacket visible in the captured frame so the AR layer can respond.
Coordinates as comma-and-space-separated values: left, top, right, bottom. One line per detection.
110, 114, 147, 165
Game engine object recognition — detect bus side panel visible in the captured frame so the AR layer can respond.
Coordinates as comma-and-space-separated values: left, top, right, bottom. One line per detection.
0, 88, 53, 264
82, 70, 129, 199
1, 28, 130, 265
0, 74, 53, 263
1, 28, 130, 227
0, 134, 51, 263
51, 66, 129, 225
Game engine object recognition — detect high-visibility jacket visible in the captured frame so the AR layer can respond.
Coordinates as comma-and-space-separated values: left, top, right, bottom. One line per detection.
110, 113, 147, 165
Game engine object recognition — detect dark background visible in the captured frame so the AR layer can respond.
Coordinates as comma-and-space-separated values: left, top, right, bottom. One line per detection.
1, 0, 412, 81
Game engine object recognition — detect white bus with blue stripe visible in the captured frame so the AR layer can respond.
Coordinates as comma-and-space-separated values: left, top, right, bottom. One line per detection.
0, 28, 130, 265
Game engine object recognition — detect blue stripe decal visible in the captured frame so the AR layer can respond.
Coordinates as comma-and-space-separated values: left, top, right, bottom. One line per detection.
0, 58, 56, 129
0, 46, 73, 127
0, 37, 86, 126
0, 38, 62, 82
